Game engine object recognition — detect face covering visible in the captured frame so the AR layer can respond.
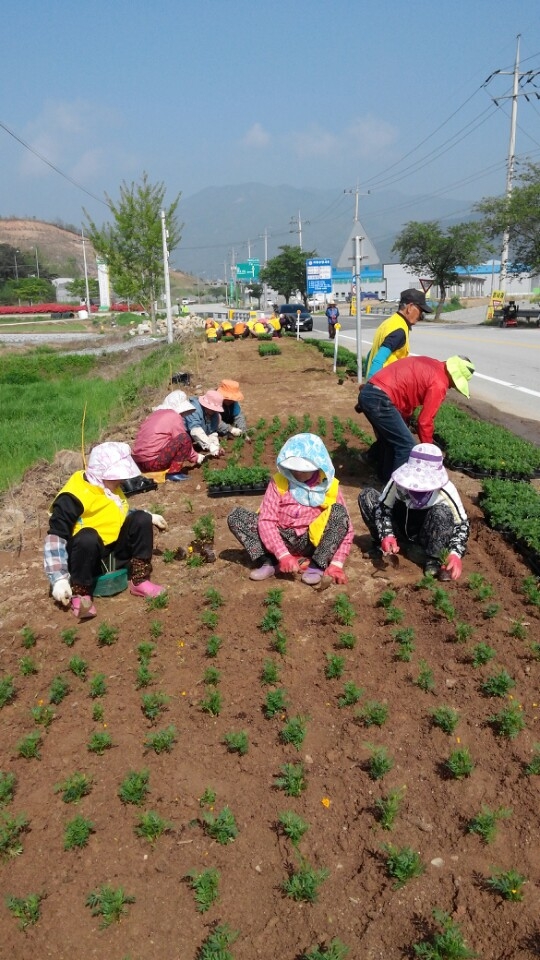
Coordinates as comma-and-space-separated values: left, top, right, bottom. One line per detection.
407, 489, 433, 509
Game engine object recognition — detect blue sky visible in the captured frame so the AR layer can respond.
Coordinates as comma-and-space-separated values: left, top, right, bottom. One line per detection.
2, 0, 540, 260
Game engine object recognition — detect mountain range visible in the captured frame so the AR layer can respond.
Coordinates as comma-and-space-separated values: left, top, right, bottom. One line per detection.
174, 182, 476, 279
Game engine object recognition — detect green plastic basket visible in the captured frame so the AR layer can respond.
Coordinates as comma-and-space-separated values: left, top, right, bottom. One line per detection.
92, 569, 128, 597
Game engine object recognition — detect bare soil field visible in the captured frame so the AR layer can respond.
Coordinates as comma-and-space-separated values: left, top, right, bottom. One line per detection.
1, 334, 539, 960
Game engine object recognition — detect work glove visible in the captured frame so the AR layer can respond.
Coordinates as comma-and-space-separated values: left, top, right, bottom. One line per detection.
196, 453, 206, 466
191, 426, 212, 450
325, 563, 348, 585
229, 426, 242, 437
52, 578, 72, 606
381, 535, 399, 555
442, 553, 462, 580
278, 554, 299, 575
151, 514, 168, 531
207, 432, 221, 457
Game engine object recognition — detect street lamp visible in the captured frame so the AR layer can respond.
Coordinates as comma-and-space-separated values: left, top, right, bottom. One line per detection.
14, 249, 19, 280
34, 246, 40, 278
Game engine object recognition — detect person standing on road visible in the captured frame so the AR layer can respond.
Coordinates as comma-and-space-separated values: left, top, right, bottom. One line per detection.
355, 355, 475, 483
365, 288, 432, 379
326, 301, 340, 339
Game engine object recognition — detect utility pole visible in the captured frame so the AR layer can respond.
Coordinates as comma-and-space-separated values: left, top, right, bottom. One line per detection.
259, 227, 269, 308
483, 35, 540, 290
34, 246, 40, 278
80, 229, 91, 318
160, 209, 173, 344
353, 236, 364, 385
289, 210, 309, 250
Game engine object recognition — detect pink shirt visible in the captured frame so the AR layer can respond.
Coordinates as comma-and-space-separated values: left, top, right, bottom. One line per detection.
258, 477, 354, 565
132, 409, 198, 464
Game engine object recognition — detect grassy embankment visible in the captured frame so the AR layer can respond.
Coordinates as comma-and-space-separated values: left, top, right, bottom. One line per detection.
0, 343, 185, 492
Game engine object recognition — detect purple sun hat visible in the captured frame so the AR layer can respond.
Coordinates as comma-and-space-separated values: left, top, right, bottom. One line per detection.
391, 443, 448, 492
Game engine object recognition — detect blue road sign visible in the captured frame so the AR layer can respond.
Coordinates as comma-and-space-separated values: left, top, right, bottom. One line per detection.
306, 257, 332, 294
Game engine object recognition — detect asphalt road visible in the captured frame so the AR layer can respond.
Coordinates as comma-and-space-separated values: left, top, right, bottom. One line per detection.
311, 307, 540, 426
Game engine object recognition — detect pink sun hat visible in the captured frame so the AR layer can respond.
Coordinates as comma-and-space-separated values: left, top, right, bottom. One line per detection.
391, 443, 448, 492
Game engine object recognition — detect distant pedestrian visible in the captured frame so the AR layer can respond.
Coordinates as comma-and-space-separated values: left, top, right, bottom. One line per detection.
355, 355, 475, 483
326, 301, 340, 339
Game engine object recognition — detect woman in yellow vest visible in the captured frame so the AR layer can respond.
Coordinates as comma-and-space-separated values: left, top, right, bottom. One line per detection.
44, 442, 167, 620
227, 433, 353, 586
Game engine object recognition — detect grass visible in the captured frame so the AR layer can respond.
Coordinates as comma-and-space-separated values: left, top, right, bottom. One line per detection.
282, 861, 329, 902
382, 843, 425, 887
64, 815, 95, 850
202, 806, 238, 844
85, 884, 136, 927
6, 892, 44, 929
185, 867, 220, 912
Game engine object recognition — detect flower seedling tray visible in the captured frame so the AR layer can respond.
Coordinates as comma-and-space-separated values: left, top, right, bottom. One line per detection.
207, 481, 269, 498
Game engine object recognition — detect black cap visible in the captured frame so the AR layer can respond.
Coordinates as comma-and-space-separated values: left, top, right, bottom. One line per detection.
400, 288, 433, 313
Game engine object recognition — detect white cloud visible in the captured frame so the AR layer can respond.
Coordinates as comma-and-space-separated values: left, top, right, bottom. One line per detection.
281, 116, 397, 161
20, 100, 122, 180
293, 126, 338, 158
346, 115, 397, 156
242, 122, 271, 148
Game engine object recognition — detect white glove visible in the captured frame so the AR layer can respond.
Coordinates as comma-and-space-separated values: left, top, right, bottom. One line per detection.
52, 578, 72, 606
151, 514, 168, 531
229, 426, 242, 437
196, 453, 206, 465
207, 432, 221, 457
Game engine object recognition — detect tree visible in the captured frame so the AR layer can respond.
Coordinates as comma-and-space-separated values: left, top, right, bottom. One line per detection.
84, 172, 181, 331
0, 277, 55, 306
392, 221, 489, 319
475, 161, 540, 274
65, 278, 99, 301
246, 282, 263, 307
259, 245, 318, 305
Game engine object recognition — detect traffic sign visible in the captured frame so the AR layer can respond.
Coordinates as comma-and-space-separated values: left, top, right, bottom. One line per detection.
236, 259, 260, 282
419, 278, 433, 293
306, 257, 332, 294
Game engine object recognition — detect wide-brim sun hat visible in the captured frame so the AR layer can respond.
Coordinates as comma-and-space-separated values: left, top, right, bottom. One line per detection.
446, 355, 475, 398
391, 443, 448, 492
279, 456, 317, 472
153, 390, 196, 415
87, 442, 141, 481
217, 379, 244, 402
198, 389, 224, 413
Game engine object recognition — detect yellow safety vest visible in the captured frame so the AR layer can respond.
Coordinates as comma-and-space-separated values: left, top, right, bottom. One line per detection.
274, 472, 339, 546
55, 471, 129, 545
365, 313, 410, 379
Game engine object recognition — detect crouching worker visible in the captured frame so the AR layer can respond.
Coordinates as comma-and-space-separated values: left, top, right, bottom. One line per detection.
227, 433, 353, 585
44, 442, 167, 620
216, 379, 248, 439
132, 390, 204, 482
358, 443, 469, 580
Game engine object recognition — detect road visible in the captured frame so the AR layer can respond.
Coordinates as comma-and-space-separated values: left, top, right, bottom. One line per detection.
310, 306, 540, 426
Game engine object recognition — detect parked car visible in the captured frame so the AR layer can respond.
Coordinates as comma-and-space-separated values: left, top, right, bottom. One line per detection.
278, 303, 313, 332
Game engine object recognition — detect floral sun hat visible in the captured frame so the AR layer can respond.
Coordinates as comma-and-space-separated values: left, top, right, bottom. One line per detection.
391, 443, 448, 492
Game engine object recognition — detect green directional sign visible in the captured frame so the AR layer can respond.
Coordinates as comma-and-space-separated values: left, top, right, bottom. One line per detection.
236, 259, 260, 282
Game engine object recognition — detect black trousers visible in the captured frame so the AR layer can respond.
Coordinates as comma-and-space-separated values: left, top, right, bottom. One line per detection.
67, 510, 153, 589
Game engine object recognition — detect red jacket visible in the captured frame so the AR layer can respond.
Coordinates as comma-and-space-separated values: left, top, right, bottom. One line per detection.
369, 356, 451, 444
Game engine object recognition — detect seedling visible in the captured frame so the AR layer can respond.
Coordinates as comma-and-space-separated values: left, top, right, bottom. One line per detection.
60, 627, 78, 647
382, 843, 425, 887
135, 810, 173, 843
431, 588, 456, 622
524, 743, 540, 776
199, 787, 216, 808
149, 620, 163, 639
137, 641, 156, 663
338, 681, 363, 708
192, 513, 215, 543
280, 715, 308, 750
508, 618, 528, 639
145, 725, 177, 754
415, 572, 436, 590
136, 664, 154, 688
488, 703, 526, 739
87, 731, 113, 755
486, 868, 526, 901
385, 605, 405, 625
55, 772, 92, 803
471, 643, 496, 668
0, 676, 15, 709
356, 700, 388, 727
202, 806, 238, 844
145, 591, 169, 610
274, 762, 307, 797
366, 745, 394, 781
392, 627, 415, 662
204, 666, 221, 686
333, 593, 356, 626
64, 815, 95, 850
223, 731, 249, 756
118, 769, 150, 806
301, 939, 349, 960
483, 602, 501, 620
49, 676, 70, 704
20, 626, 36, 649
467, 805, 512, 844
0, 811, 29, 859
16, 732, 42, 760
265, 587, 284, 607
416, 660, 436, 693
336, 632, 356, 650
261, 659, 280, 685
185, 867, 220, 912
260, 606, 283, 632
31, 704, 54, 728
325, 653, 345, 679
271, 629, 288, 656
19, 656, 38, 677
161, 549, 176, 564
6, 892, 43, 929
206, 634, 223, 657
431, 706, 460, 734
92, 703, 104, 722
530, 642, 540, 660
201, 609, 219, 630
205, 587, 224, 610
521, 576, 540, 608
96, 622, 119, 646
186, 553, 204, 568
480, 669, 515, 697
282, 861, 329, 902
375, 788, 405, 831
141, 691, 169, 722
69, 656, 88, 681
200, 689, 222, 716
468, 573, 494, 601
278, 810, 309, 846
377, 589, 397, 609
412, 908, 477, 959
89, 674, 107, 698
197, 924, 238, 960
454, 622, 474, 644
445, 748, 474, 779
264, 688, 288, 718
0, 771, 16, 805
86, 885, 135, 927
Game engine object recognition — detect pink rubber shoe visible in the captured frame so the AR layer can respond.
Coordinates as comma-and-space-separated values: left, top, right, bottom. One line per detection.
129, 579, 165, 599
249, 562, 276, 581
71, 596, 97, 620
